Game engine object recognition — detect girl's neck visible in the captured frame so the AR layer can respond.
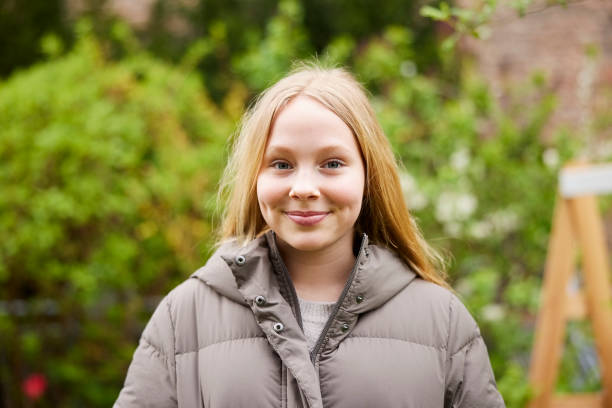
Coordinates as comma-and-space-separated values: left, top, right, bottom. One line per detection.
277, 233, 356, 302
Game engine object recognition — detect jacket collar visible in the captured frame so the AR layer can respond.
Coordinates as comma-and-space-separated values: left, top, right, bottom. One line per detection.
191, 230, 418, 315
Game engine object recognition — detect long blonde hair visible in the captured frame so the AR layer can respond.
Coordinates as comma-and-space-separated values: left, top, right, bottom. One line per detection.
218, 63, 448, 288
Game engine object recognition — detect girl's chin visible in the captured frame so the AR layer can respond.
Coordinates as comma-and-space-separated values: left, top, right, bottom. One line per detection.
276, 232, 330, 253
281, 238, 326, 253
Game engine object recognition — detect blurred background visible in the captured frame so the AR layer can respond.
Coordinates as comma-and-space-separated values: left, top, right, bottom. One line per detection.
1, 0, 611, 406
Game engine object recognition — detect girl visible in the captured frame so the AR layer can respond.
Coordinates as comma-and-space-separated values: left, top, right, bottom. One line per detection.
115, 65, 505, 407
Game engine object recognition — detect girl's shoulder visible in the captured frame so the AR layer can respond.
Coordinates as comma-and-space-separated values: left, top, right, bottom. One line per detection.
392, 278, 482, 354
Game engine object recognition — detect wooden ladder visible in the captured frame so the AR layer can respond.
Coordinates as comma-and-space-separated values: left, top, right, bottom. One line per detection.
529, 163, 612, 408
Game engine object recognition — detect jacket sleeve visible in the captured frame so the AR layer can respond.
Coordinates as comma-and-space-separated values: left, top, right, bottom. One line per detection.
114, 295, 177, 408
444, 294, 506, 408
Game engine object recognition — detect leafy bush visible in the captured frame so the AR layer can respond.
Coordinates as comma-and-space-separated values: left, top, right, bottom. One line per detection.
0, 22, 230, 407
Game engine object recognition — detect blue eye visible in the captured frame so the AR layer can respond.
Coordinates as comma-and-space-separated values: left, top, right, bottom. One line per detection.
273, 161, 291, 170
324, 160, 343, 169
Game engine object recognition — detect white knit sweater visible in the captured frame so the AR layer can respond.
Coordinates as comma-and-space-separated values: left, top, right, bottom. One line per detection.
298, 298, 336, 352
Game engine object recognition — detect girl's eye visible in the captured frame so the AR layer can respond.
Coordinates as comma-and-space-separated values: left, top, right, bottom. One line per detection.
273, 161, 291, 170
324, 160, 343, 169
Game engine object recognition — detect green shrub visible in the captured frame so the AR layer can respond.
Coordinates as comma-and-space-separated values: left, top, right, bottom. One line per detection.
0, 22, 231, 407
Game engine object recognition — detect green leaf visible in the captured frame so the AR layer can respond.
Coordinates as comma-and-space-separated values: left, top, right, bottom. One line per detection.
420, 5, 450, 21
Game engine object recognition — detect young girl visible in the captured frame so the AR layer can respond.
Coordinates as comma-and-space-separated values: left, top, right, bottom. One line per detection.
115, 65, 505, 407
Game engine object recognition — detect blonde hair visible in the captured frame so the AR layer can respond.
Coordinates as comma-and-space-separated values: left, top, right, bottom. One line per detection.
218, 63, 448, 288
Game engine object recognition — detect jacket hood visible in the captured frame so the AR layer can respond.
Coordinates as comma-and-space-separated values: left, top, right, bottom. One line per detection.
191, 230, 418, 315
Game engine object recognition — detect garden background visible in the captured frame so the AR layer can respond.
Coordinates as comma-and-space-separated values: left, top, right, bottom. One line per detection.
1, 0, 611, 406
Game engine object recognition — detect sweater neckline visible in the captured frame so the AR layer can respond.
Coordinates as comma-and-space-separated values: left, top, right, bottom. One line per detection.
298, 297, 336, 306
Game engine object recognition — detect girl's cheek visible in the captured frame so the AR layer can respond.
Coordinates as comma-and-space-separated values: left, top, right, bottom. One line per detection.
336, 187, 363, 203
324, 178, 364, 205
257, 173, 288, 204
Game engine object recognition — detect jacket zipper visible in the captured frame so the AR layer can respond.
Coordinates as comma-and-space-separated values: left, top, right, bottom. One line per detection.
309, 234, 368, 364
269, 232, 304, 330
279, 256, 304, 330
280, 360, 287, 408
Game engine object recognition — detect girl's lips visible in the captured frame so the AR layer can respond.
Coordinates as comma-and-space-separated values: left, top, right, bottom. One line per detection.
284, 211, 329, 226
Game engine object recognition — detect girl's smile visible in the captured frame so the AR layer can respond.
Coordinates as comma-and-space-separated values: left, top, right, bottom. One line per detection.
284, 211, 330, 226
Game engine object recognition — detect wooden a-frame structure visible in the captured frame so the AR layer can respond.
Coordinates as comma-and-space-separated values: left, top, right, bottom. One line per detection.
529, 163, 612, 408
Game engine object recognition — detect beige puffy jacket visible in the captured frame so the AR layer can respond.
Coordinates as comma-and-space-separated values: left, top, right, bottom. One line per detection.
115, 231, 505, 407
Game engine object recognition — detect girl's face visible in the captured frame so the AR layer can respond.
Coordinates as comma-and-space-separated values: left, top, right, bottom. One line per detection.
257, 96, 365, 253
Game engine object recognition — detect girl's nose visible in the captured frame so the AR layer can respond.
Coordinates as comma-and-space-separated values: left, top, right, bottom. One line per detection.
288, 171, 320, 200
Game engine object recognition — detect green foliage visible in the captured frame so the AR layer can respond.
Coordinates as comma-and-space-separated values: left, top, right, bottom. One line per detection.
420, 0, 569, 50
0, 22, 230, 407
232, 0, 312, 91
497, 361, 533, 407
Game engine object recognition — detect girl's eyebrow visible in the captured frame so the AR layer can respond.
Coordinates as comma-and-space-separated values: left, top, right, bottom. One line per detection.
264, 144, 352, 156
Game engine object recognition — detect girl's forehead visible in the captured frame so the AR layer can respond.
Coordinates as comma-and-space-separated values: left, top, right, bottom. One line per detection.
269, 97, 352, 137
274, 96, 341, 124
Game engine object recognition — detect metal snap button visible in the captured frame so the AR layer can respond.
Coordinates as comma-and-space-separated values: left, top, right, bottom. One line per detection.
255, 295, 266, 306
273, 322, 284, 333
235, 255, 246, 265
355, 295, 364, 304
341, 322, 350, 332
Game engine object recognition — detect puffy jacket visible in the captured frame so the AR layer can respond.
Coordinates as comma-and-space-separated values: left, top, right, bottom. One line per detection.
115, 231, 505, 407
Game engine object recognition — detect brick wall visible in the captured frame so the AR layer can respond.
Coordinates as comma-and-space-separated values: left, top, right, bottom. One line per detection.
460, 0, 612, 145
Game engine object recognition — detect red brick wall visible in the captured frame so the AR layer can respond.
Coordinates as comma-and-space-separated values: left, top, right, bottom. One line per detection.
460, 0, 612, 145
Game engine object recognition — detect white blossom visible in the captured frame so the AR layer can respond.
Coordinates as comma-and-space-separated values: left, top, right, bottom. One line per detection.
407, 192, 428, 211
444, 221, 462, 237
400, 60, 417, 78
481, 304, 506, 322
450, 148, 471, 172
435, 191, 478, 223
399, 171, 428, 210
542, 148, 559, 169
456, 194, 477, 218
399, 171, 417, 194
469, 220, 493, 240
489, 209, 520, 234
